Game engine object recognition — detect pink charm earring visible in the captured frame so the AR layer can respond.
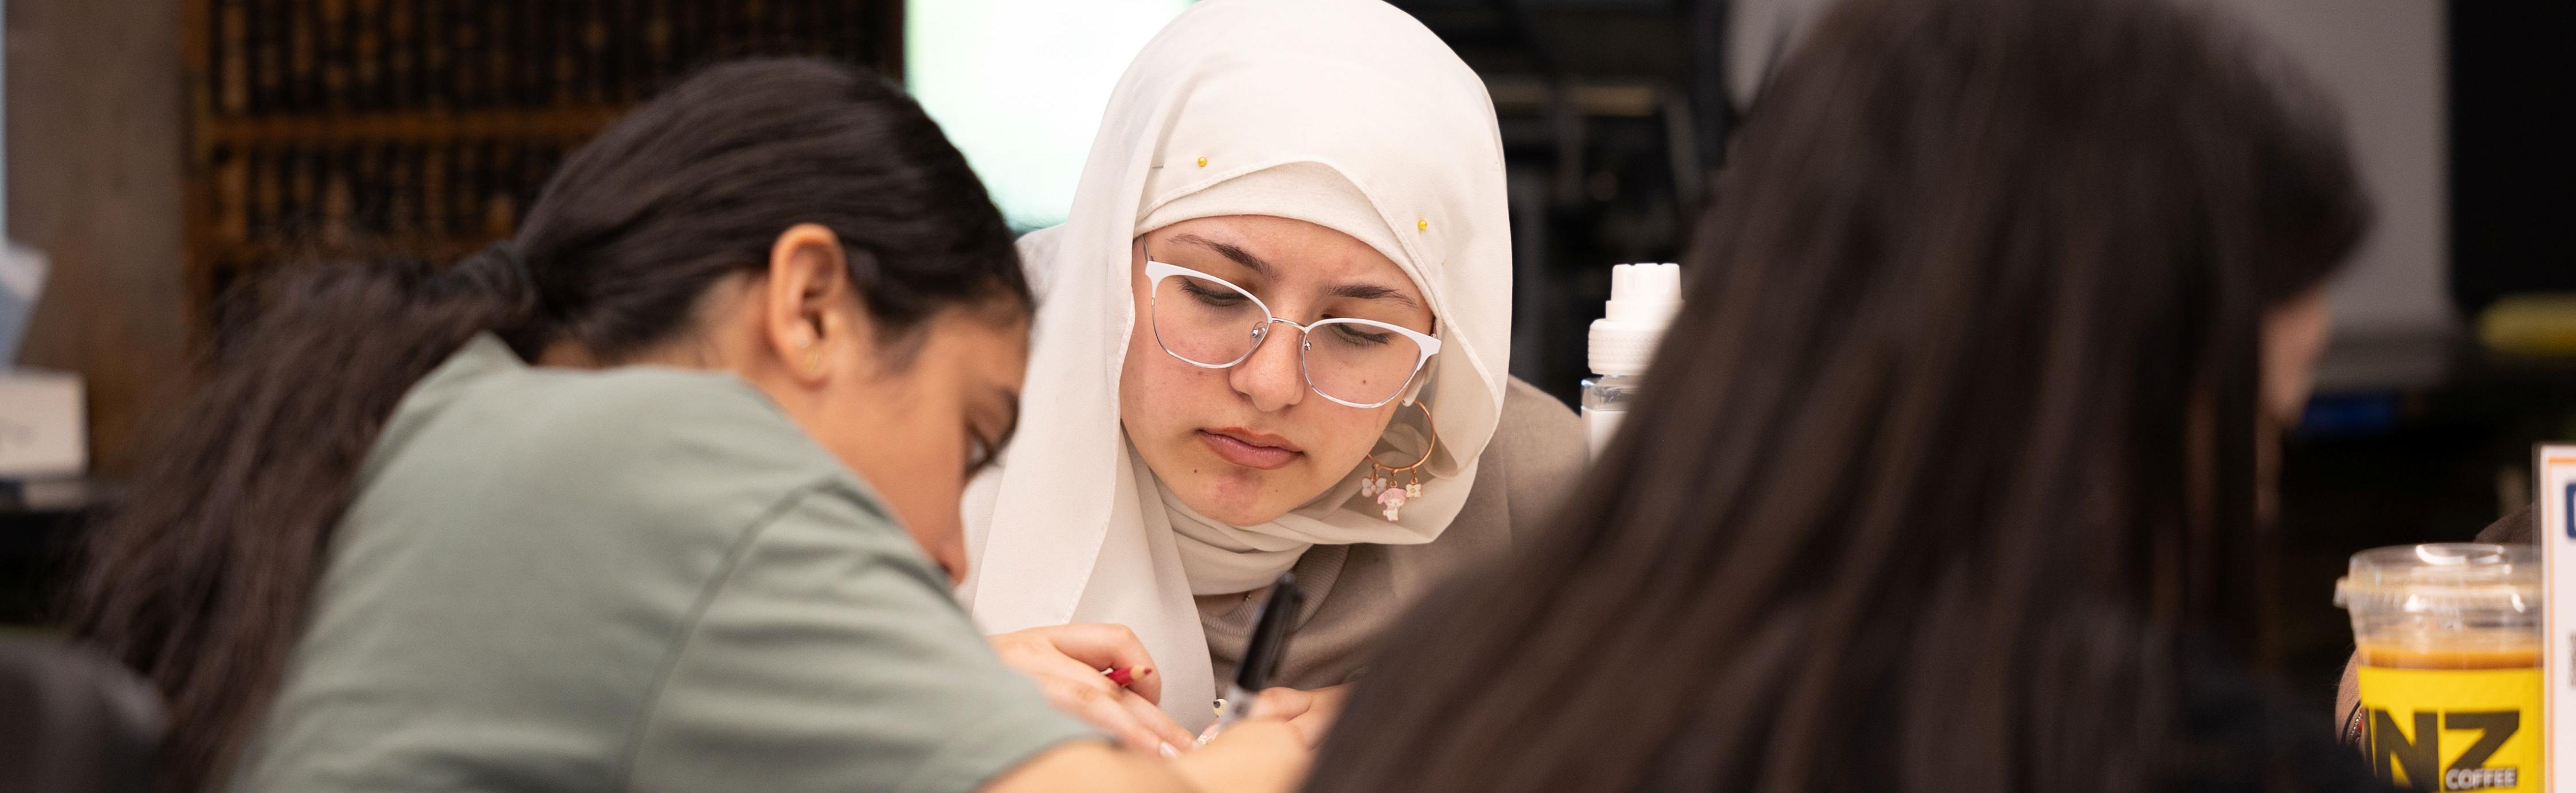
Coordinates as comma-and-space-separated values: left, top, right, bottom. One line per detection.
1360, 402, 1439, 521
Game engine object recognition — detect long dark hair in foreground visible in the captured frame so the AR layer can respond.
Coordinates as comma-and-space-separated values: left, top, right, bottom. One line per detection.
67, 58, 1029, 792
1306, 0, 2368, 790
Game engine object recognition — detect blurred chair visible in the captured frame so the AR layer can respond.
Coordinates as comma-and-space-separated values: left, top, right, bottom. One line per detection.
0, 635, 162, 793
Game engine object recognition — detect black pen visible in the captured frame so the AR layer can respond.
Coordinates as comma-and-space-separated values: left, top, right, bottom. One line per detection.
1200, 571, 1305, 743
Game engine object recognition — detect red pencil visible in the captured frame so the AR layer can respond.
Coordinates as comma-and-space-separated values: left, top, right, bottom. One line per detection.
1104, 666, 1148, 687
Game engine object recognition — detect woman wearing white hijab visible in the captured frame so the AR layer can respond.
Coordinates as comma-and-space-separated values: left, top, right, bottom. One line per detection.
962, 0, 1585, 748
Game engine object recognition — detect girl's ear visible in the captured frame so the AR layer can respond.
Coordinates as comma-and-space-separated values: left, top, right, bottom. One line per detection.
762, 223, 852, 384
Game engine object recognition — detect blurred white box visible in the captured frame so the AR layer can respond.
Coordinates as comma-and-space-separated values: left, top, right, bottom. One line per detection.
0, 369, 85, 478
2544, 445, 2576, 793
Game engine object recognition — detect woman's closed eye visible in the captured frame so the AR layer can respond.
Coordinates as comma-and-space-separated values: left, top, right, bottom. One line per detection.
964, 430, 998, 476
963, 387, 1019, 477
1325, 322, 1396, 346
1180, 278, 1248, 306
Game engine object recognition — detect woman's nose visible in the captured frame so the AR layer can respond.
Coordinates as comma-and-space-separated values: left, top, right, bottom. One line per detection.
1229, 322, 1307, 411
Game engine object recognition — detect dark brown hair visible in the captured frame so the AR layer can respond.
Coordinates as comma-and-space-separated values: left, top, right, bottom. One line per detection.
1305, 0, 2368, 790
66, 57, 1028, 791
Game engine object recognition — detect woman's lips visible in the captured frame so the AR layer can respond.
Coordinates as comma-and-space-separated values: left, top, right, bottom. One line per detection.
1197, 429, 1302, 470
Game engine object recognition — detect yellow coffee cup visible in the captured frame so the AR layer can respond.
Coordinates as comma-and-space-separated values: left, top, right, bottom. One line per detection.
2335, 543, 2542, 792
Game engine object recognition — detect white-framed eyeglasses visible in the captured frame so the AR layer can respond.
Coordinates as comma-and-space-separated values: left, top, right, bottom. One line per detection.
1144, 258, 1440, 409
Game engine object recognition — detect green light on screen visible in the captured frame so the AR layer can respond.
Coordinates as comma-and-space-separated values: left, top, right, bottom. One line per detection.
907, 0, 1193, 231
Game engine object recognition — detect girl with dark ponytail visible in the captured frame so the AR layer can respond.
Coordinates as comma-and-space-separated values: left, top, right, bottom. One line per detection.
69, 58, 1304, 793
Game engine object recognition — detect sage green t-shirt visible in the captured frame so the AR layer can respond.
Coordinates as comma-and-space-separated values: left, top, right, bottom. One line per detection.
231, 335, 1090, 793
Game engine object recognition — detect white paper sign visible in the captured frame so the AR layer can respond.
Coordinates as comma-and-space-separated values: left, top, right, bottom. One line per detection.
2538, 443, 2576, 793
0, 369, 83, 478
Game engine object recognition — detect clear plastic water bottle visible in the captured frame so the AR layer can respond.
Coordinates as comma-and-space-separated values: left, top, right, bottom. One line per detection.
1581, 263, 1681, 459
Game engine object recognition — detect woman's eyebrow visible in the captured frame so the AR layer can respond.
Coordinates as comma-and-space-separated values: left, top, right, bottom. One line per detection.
1333, 283, 1419, 309
1171, 233, 1274, 278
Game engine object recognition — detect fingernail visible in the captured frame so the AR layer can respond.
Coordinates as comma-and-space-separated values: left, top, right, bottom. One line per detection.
1159, 741, 1180, 759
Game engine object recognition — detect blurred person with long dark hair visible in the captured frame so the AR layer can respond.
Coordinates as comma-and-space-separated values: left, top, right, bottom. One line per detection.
67, 58, 1304, 793
1301, 0, 2383, 790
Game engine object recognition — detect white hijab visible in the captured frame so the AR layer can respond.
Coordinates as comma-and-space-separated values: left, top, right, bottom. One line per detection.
957, 0, 1511, 729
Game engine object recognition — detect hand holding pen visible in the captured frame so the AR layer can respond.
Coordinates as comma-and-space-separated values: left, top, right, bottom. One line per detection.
1199, 572, 1308, 745
987, 623, 1199, 755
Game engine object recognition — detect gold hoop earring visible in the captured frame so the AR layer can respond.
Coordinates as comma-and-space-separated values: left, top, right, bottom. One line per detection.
1359, 401, 1439, 521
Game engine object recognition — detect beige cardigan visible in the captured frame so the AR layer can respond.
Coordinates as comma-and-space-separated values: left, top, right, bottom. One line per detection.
1197, 377, 1587, 689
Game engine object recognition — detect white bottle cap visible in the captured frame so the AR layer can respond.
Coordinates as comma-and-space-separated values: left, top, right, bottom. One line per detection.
1587, 263, 1681, 376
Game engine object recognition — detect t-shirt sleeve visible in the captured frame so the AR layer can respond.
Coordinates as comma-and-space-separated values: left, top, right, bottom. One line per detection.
625, 482, 1095, 793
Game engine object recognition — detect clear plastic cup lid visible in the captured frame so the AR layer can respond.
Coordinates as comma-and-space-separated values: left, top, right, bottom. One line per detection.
2334, 543, 2538, 613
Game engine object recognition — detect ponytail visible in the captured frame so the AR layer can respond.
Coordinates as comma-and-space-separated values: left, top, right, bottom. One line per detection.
67, 247, 533, 789
65, 57, 1026, 791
